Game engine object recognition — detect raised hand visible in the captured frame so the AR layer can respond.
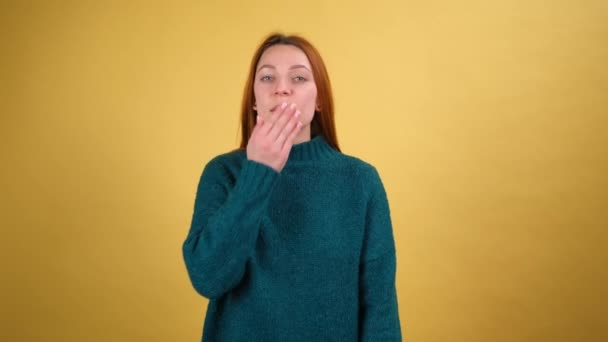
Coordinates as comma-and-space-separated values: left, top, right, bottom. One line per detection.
246, 102, 303, 172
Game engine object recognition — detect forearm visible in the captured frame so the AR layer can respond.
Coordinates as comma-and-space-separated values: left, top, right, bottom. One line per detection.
359, 254, 402, 341
183, 159, 278, 299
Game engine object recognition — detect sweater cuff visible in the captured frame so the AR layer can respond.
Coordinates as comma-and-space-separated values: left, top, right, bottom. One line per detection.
232, 159, 280, 199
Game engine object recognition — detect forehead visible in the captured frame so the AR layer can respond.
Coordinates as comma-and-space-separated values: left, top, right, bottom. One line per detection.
257, 44, 312, 69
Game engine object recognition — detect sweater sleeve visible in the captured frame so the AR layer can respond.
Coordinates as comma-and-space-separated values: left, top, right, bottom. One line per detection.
359, 166, 402, 341
182, 156, 279, 299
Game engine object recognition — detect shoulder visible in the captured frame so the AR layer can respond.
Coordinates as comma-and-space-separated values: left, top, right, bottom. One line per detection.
198, 148, 247, 182
334, 151, 381, 178
205, 148, 246, 168
332, 151, 385, 195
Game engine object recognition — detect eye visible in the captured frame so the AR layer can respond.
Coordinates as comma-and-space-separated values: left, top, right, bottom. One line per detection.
260, 75, 274, 81
293, 76, 306, 82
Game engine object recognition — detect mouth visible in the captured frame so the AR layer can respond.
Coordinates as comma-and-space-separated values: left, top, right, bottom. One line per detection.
270, 104, 280, 113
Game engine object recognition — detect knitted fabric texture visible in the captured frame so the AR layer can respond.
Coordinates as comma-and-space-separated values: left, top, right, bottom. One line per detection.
183, 135, 402, 341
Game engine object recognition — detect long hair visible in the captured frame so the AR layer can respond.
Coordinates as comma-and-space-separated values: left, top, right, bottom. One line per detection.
238, 33, 340, 151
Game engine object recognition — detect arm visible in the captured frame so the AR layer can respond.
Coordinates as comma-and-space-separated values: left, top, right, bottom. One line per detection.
183, 101, 302, 299
182, 157, 279, 299
359, 167, 402, 341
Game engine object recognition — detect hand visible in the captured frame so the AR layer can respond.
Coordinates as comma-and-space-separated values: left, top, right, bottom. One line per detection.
247, 102, 303, 172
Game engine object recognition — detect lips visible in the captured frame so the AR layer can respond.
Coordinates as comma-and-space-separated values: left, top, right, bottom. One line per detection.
270, 104, 281, 113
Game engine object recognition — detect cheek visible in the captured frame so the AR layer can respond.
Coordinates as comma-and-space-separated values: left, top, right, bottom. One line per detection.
302, 87, 318, 110
309, 91, 319, 114
253, 83, 269, 104
253, 85, 261, 104
300, 90, 318, 123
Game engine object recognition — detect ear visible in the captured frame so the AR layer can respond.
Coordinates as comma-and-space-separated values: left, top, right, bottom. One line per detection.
316, 103, 321, 111
253, 103, 257, 111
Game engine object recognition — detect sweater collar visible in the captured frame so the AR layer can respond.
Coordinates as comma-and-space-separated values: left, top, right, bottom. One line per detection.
287, 135, 337, 163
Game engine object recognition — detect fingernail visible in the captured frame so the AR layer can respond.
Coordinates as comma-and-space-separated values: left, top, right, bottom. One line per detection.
295, 111, 301, 117
281, 102, 288, 109
290, 103, 296, 110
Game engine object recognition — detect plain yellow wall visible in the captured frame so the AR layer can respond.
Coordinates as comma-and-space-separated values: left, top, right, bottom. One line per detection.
2, 0, 607, 341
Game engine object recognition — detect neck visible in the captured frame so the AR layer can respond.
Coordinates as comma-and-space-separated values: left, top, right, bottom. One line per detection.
293, 124, 311, 145
286, 134, 337, 164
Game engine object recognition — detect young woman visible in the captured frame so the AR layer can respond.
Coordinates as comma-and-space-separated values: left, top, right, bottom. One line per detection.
182, 33, 402, 341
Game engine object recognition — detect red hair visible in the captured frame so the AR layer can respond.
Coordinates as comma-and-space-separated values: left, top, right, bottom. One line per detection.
238, 33, 340, 151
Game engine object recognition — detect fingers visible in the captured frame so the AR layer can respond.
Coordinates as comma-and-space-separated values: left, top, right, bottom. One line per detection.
268, 103, 297, 139
281, 119, 303, 153
250, 114, 264, 139
247, 103, 303, 173
268, 103, 300, 141
276, 109, 301, 148
260, 102, 288, 136
255, 101, 303, 150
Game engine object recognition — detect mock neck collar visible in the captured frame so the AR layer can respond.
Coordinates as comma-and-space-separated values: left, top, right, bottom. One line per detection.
287, 135, 337, 163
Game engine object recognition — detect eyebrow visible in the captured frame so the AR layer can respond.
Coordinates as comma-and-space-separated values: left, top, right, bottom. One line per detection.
256, 64, 311, 72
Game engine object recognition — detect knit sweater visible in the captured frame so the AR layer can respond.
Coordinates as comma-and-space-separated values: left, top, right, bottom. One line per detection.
182, 135, 402, 341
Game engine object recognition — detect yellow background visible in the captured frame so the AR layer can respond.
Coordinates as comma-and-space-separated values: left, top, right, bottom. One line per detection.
2, 0, 607, 341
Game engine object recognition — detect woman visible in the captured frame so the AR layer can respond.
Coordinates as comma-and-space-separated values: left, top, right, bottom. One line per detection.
182, 33, 402, 341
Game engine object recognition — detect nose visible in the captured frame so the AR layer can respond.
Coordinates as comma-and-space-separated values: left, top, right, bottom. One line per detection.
274, 77, 292, 96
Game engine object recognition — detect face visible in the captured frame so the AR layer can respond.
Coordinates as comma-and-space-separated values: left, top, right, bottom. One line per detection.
254, 44, 318, 140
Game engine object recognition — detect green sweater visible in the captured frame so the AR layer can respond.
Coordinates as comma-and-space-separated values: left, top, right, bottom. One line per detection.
182, 136, 402, 341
